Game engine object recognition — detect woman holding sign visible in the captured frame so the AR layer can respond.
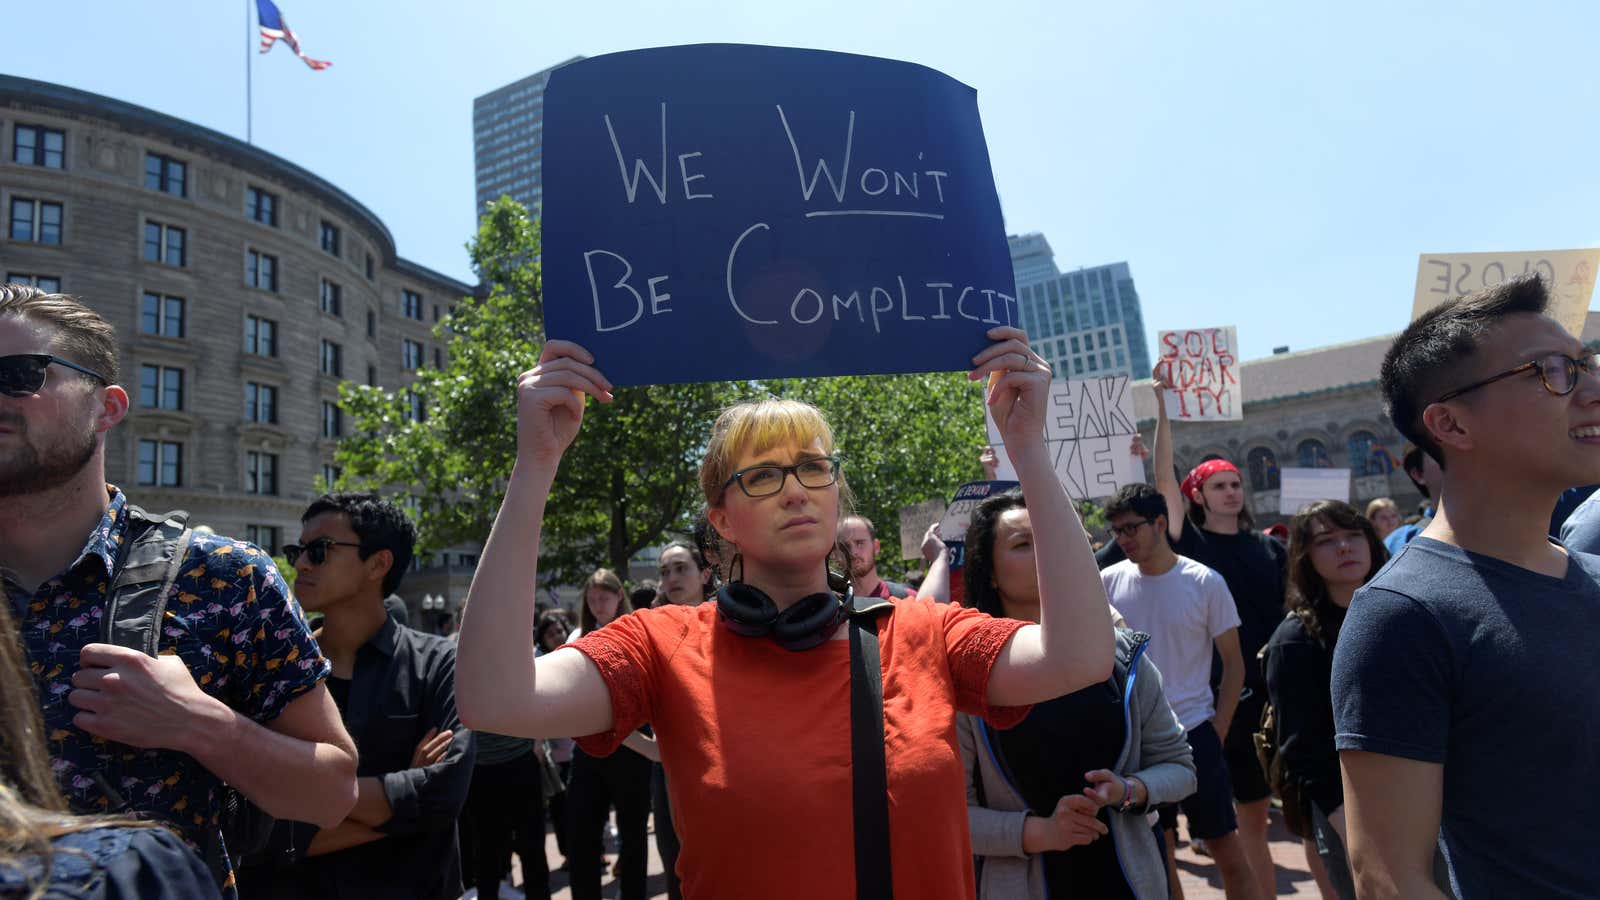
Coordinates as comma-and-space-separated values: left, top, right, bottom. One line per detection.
455, 326, 1114, 900
1150, 369, 1286, 900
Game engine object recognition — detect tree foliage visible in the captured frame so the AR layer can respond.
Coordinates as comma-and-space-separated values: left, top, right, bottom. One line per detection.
338, 197, 1000, 586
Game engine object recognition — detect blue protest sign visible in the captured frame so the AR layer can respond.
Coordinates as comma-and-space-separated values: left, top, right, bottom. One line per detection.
938, 480, 1018, 568
541, 44, 1016, 386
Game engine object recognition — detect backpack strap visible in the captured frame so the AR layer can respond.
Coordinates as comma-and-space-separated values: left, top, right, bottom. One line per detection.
102, 505, 193, 656
848, 598, 894, 899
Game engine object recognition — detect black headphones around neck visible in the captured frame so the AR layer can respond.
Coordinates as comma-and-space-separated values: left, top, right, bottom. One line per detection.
716, 570, 855, 651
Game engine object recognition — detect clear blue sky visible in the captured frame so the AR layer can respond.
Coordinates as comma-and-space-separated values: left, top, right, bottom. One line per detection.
6, 1, 1598, 360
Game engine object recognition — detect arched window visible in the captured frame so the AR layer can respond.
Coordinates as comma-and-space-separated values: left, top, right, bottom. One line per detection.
1297, 439, 1331, 469
1247, 447, 1280, 491
1201, 453, 1226, 463
1347, 430, 1386, 476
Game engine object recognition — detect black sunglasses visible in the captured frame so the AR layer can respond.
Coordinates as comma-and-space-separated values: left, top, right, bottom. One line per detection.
282, 538, 363, 567
0, 353, 110, 398
1433, 351, 1600, 404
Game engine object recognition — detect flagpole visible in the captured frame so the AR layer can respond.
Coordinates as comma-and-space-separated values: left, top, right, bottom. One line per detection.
245, 0, 254, 144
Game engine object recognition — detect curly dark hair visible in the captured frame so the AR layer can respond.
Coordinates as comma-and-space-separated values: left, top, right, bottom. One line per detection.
301, 492, 418, 596
962, 489, 1027, 619
1284, 500, 1387, 644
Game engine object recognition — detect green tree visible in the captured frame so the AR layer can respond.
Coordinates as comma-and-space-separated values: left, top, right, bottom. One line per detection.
336, 197, 734, 584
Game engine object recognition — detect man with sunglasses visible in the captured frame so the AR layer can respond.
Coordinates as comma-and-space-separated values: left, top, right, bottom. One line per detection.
1099, 483, 1260, 900
0, 285, 358, 897
239, 492, 474, 900
1332, 275, 1600, 899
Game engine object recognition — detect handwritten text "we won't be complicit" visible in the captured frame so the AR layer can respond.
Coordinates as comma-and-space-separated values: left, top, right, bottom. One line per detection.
582, 103, 1018, 336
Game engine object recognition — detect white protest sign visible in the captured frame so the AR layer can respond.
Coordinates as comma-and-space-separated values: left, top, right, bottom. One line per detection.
1155, 326, 1242, 421
898, 498, 947, 560
1413, 249, 1600, 337
986, 375, 1144, 500
1277, 467, 1352, 515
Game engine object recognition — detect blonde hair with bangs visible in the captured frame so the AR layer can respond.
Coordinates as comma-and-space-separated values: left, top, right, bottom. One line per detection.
699, 398, 851, 510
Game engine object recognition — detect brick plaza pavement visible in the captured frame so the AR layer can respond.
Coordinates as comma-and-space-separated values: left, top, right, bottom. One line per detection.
471, 807, 1324, 899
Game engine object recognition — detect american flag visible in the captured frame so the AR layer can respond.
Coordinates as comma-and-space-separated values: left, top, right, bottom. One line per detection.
256, 0, 332, 71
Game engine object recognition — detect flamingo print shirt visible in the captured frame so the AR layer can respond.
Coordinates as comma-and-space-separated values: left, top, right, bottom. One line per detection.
2, 486, 329, 895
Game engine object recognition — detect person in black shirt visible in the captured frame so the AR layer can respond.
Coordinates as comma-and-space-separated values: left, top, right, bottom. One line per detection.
238, 493, 475, 900
1265, 501, 1384, 900
1148, 374, 1283, 900
958, 489, 1197, 900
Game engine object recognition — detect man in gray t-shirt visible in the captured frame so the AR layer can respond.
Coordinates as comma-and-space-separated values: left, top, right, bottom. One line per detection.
1335, 274, 1600, 899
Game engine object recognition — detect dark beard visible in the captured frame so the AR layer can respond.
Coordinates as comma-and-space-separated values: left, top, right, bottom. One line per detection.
0, 415, 98, 499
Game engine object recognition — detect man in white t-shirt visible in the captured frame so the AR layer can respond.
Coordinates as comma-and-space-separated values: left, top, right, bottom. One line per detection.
1101, 483, 1262, 900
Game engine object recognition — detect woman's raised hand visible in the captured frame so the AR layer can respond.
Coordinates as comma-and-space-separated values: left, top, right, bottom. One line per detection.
969, 326, 1052, 450
516, 340, 613, 468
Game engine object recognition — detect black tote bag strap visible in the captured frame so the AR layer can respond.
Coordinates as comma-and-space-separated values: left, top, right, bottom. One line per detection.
849, 611, 893, 899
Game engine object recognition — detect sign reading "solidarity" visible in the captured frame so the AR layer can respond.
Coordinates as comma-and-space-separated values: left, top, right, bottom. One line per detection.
541, 44, 1015, 386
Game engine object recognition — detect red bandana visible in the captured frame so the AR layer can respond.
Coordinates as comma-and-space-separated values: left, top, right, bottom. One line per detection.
1181, 459, 1241, 503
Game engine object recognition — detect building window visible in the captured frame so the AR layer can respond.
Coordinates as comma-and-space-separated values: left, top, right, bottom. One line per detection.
144, 153, 186, 196
139, 292, 185, 338
247, 187, 278, 226
10, 198, 62, 244
319, 220, 341, 256
137, 439, 182, 487
432, 304, 441, 323
245, 525, 279, 555
138, 364, 184, 410
365, 252, 375, 281
403, 391, 427, 423
246, 451, 279, 495
1247, 447, 1281, 492
433, 346, 443, 369
1348, 430, 1389, 477
320, 340, 343, 377
244, 315, 277, 357
367, 364, 378, 386
1073, 358, 1084, 375
7, 273, 61, 292
320, 464, 342, 490
320, 279, 342, 316
1070, 336, 1080, 353
366, 308, 376, 338
402, 290, 424, 320
321, 401, 343, 438
143, 222, 186, 266
247, 250, 278, 291
13, 125, 65, 168
402, 339, 423, 370
245, 382, 278, 424
1297, 439, 1332, 469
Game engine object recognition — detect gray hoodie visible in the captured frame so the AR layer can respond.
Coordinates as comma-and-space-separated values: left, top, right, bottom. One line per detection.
958, 628, 1197, 900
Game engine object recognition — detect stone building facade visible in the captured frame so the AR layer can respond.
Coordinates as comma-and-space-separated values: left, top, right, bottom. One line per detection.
0, 75, 473, 620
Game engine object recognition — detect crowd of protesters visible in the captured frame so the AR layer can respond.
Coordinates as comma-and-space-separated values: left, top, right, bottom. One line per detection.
3, 272, 1599, 900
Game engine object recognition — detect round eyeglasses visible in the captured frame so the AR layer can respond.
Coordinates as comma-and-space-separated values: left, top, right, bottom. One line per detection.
1433, 352, 1600, 404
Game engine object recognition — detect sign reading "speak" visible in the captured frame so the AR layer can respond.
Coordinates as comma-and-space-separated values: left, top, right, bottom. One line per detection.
541, 44, 1015, 386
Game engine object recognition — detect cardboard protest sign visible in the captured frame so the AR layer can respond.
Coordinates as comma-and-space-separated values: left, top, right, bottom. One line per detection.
1277, 467, 1352, 515
986, 375, 1145, 500
938, 480, 1016, 569
541, 45, 1015, 386
1413, 249, 1600, 336
898, 498, 947, 560
1156, 326, 1241, 421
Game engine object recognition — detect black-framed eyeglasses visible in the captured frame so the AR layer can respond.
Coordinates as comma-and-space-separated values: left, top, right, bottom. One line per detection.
282, 538, 363, 567
722, 456, 841, 499
0, 353, 110, 398
1433, 352, 1600, 404
1110, 519, 1157, 539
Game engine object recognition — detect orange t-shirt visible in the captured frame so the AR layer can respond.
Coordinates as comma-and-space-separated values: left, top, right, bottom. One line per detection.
571, 597, 1028, 900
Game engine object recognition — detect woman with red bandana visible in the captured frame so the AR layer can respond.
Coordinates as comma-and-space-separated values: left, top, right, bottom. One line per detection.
1149, 370, 1286, 900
